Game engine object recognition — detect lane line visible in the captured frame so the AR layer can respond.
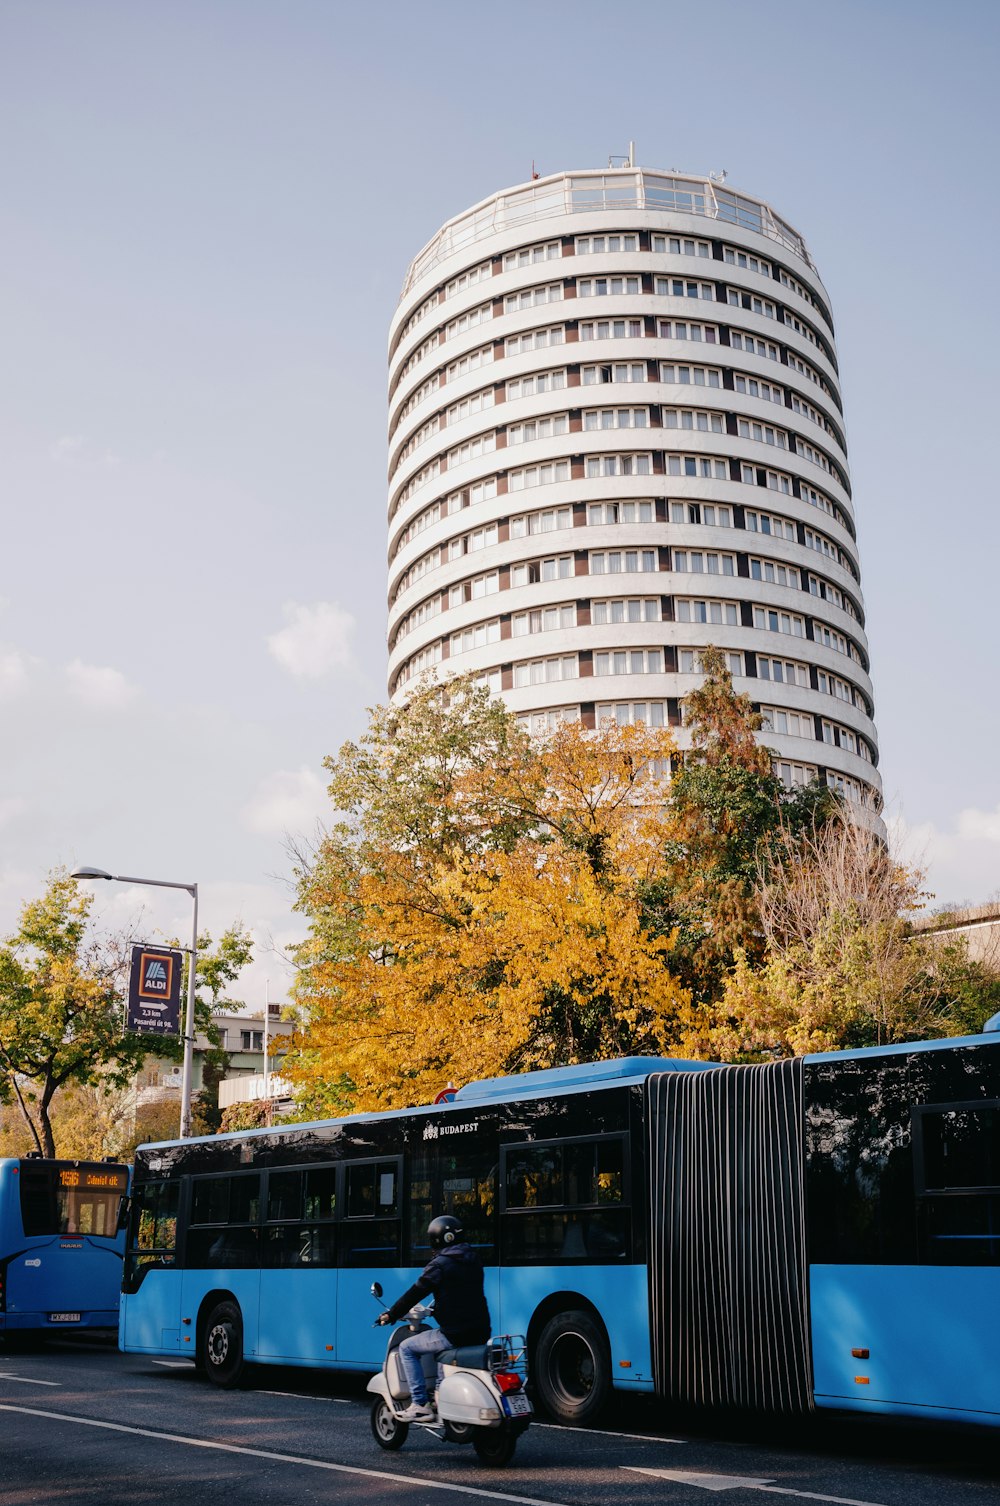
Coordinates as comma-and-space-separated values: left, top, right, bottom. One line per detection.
623, 1466, 888, 1505
0, 1403, 571, 1506
0, 1372, 61, 1387
259, 1389, 352, 1404
538, 1420, 686, 1444
152, 1361, 195, 1369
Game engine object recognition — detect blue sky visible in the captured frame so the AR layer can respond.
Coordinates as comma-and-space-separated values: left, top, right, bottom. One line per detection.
1, 0, 998, 1001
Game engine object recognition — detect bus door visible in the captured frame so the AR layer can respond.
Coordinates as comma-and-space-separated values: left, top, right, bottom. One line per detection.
180, 1172, 262, 1356
335, 1158, 403, 1366
257, 1165, 338, 1363
122, 1177, 183, 1351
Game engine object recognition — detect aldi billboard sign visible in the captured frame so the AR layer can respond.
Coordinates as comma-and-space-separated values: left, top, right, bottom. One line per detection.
127, 946, 183, 1036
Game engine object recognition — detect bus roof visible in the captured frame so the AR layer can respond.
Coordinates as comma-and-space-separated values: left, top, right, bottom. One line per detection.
133, 1054, 716, 1156
803, 1029, 1000, 1064
455, 1055, 716, 1102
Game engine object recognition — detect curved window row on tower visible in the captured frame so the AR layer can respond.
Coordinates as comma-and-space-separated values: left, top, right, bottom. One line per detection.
387, 169, 880, 810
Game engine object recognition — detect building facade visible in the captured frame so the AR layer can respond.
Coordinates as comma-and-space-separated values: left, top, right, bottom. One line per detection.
387, 168, 880, 807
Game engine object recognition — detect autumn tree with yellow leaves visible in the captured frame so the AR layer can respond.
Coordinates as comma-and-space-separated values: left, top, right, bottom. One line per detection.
286, 680, 691, 1113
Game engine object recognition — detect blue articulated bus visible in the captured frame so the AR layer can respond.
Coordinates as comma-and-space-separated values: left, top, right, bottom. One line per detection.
120, 1029, 1000, 1426
0, 1158, 129, 1337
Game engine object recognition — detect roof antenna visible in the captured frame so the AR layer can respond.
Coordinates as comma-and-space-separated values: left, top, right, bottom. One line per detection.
531, 159, 540, 181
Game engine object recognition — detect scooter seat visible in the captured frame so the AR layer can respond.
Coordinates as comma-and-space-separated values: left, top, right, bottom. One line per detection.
438, 1344, 491, 1369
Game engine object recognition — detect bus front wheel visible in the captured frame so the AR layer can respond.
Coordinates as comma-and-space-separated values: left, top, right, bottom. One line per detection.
202, 1300, 246, 1388
534, 1309, 611, 1424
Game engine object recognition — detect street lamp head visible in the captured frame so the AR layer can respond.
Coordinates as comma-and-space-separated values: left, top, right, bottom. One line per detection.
70, 866, 114, 881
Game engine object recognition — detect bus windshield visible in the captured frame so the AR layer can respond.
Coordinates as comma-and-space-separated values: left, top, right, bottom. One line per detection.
18, 1161, 128, 1238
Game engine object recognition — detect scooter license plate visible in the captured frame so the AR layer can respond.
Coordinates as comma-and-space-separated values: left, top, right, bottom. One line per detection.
502, 1393, 531, 1417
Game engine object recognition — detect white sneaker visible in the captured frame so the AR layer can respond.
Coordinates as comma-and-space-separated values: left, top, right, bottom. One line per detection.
397, 1402, 435, 1422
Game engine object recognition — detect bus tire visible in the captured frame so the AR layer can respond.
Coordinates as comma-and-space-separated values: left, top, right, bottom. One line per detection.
534, 1308, 611, 1424
202, 1300, 246, 1388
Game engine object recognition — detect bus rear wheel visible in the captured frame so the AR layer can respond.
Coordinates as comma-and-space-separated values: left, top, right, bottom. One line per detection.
534, 1309, 611, 1424
202, 1300, 246, 1388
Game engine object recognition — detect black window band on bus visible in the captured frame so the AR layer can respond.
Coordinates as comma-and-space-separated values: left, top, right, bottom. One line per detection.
912, 1100, 1000, 1269
499, 1135, 630, 1264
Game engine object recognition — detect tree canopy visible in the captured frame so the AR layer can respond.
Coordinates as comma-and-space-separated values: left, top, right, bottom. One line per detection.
286, 679, 690, 1113
0, 870, 253, 1157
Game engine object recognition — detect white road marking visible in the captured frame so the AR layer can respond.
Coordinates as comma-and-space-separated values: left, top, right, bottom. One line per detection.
152, 1360, 195, 1369
623, 1466, 888, 1505
537, 1419, 687, 1443
0, 1403, 570, 1506
259, 1389, 351, 1404
0, 1373, 61, 1387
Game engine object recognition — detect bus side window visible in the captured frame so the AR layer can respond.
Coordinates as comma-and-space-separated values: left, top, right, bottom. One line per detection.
186, 1174, 260, 1269
501, 1137, 629, 1264
129, 1180, 179, 1280
340, 1160, 401, 1268
914, 1102, 1000, 1266
304, 1166, 337, 1221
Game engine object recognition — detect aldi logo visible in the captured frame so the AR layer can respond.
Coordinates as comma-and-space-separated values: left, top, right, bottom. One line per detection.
127, 945, 182, 1035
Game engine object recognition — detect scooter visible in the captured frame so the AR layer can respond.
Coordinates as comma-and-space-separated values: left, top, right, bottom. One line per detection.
367, 1281, 532, 1468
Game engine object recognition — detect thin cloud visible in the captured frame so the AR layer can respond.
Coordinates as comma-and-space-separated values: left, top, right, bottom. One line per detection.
241, 767, 329, 838
0, 649, 29, 699
51, 434, 87, 462
65, 659, 137, 709
895, 810, 1000, 911
267, 601, 356, 679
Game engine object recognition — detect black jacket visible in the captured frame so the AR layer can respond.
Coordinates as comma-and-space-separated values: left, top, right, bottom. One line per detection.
385, 1243, 490, 1346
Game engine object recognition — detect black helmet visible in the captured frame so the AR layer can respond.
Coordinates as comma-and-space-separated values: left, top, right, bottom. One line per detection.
428, 1214, 464, 1250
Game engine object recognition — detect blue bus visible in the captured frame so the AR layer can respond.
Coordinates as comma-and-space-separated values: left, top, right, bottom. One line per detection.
0, 1158, 129, 1338
120, 1028, 1000, 1427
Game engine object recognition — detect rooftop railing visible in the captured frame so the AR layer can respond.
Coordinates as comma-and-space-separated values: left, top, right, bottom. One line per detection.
399, 170, 815, 303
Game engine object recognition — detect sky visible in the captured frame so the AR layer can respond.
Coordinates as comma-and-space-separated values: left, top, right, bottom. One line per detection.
1, 0, 998, 1007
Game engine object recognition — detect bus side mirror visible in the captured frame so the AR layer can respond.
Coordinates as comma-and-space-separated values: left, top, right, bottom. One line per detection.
371, 1281, 383, 1299
117, 1195, 131, 1233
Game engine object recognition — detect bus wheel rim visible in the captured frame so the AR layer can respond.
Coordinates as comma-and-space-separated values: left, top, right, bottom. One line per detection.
551, 1332, 595, 1401
208, 1324, 230, 1364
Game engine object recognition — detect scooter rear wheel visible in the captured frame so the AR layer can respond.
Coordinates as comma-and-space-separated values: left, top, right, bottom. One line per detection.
473, 1428, 517, 1468
370, 1398, 409, 1450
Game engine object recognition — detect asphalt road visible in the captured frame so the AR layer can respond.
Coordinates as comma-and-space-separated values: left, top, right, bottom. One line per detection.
0, 1338, 998, 1506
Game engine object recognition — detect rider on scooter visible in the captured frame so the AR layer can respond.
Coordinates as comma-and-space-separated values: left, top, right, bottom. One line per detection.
376, 1214, 491, 1422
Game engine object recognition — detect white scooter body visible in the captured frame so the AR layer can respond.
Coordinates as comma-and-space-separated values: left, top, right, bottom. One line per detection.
367, 1295, 531, 1466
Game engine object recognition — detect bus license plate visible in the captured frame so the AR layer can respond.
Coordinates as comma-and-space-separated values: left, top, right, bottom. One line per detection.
502, 1393, 531, 1417
49, 1313, 81, 1323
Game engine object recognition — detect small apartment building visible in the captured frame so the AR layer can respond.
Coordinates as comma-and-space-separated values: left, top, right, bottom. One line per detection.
142, 1003, 293, 1100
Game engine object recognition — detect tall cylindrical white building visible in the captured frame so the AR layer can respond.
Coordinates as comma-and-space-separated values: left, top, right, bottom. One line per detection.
387, 168, 880, 808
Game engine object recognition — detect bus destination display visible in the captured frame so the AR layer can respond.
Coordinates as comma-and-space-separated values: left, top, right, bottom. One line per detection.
59, 1168, 129, 1192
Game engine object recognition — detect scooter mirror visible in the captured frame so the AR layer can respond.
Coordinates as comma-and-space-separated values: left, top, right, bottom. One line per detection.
371, 1281, 383, 1299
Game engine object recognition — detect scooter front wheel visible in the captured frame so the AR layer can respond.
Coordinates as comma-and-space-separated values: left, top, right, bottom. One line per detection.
370, 1398, 409, 1451
472, 1427, 517, 1468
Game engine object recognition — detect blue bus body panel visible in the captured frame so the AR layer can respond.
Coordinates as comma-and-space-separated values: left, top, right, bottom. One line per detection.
121, 1260, 650, 1390
120, 1270, 185, 1352
810, 1265, 1000, 1420
498, 1263, 653, 1390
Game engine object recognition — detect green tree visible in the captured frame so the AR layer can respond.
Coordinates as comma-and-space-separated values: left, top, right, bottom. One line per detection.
0, 873, 254, 1157
0, 873, 150, 1157
642, 646, 834, 1011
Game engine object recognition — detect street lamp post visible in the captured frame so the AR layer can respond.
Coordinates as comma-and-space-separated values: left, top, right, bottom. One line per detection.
71, 866, 199, 1139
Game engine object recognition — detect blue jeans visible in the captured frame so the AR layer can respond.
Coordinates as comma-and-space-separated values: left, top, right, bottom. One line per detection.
397, 1327, 450, 1406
